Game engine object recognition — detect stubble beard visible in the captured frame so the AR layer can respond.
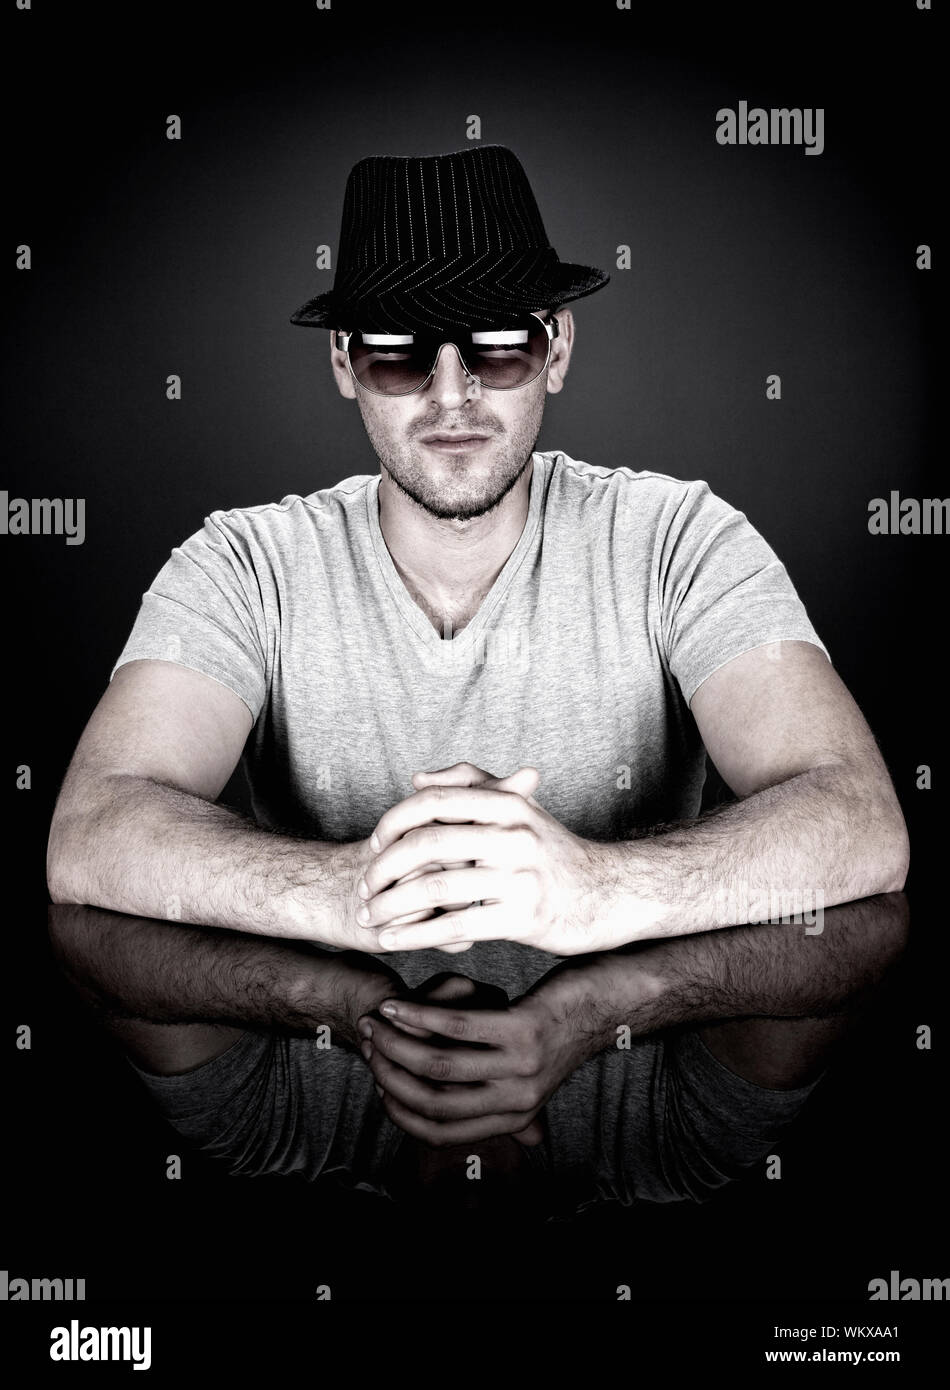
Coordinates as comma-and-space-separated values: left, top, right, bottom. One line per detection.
361, 401, 544, 522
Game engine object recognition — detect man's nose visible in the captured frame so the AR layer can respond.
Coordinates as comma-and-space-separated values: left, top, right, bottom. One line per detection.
424, 341, 482, 405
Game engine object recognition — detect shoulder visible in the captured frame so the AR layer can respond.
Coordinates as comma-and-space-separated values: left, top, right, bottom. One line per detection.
195, 474, 376, 550
541, 451, 730, 529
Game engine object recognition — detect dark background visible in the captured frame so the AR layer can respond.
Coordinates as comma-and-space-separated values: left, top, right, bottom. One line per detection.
3, 0, 945, 1332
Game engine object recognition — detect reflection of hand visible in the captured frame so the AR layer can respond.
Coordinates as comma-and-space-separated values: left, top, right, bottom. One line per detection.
358, 969, 599, 1146
298, 948, 407, 1050
358, 761, 620, 956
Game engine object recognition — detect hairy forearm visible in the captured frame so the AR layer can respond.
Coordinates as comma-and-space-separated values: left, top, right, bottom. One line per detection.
47, 774, 369, 943
533, 891, 909, 1056
596, 762, 909, 945
48, 905, 401, 1047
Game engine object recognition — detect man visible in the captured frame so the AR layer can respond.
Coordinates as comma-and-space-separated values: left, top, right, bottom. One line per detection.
47, 143, 908, 1099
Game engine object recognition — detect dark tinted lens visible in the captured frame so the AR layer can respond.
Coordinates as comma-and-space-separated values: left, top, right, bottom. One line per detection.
346, 317, 550, 394
464, 317, 550, 388
348, 334, 434, 394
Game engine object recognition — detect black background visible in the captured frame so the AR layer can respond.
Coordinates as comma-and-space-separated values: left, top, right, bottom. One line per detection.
2, 0, 945, 1353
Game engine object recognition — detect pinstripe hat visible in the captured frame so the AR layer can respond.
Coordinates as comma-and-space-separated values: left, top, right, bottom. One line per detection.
289, 144, 610, 333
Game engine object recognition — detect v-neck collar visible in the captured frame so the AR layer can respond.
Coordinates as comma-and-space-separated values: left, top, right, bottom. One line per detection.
365, 452, 546, 650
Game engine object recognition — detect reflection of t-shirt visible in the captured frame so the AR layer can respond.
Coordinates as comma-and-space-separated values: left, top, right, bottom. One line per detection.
125, 1022, 819, 1214
110, 449, 829, 989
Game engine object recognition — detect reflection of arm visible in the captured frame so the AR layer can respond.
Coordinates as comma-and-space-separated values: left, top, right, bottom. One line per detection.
48, 903, 404, 1049
525, 893, 909, 1082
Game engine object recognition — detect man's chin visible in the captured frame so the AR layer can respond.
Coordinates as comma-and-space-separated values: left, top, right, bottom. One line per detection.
391, 457, 531, 521
393, 475, 512, 522
415, 494, 504, 522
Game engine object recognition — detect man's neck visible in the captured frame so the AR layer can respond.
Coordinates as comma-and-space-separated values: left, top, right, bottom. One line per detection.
377, 459, 534, 637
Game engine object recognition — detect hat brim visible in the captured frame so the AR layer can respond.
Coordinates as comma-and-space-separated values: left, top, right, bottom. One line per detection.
289, 252, 610, 331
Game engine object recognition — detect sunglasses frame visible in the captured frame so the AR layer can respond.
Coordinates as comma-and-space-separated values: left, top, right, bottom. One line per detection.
334, 311, 560, 396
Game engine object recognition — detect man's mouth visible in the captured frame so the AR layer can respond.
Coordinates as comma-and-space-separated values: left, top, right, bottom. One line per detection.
419, 432, 492, 453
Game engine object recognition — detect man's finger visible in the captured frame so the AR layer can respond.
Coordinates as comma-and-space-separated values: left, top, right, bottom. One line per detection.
369, 1049, 521, 1118
360, 866, 514, 929
491, 767, 541, 801
377, 997, 512, 1045
380, 1089, 543, 1147
411, 762, 500, 787
370, 785, 531, 852
411, 763, 541, 803
375, 905, 514, 952
367, 1015, 515, 1081
510, 1117, 546, 1147
359, 823, 511, 896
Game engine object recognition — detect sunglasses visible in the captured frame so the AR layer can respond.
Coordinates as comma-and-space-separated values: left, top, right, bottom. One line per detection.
334, 312, 559, 396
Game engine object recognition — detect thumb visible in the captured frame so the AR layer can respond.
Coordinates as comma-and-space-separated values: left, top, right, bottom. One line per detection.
511, 1117, 545, 1147
487, 765, 541, 803
411, 761, 498, 788
411, 762, 541, 802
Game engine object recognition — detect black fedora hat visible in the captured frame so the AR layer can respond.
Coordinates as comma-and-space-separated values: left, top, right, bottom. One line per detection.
289, 144, 610, 333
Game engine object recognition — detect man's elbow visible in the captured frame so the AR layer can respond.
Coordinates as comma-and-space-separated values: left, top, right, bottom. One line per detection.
47, 843, 78, 905
835, 758, 910, 897
46, 808, 88, 905
873, 808, 910, 895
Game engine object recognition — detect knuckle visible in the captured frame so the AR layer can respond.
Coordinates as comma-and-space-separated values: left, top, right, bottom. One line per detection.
511, 868, 539, 909
513, 825, 539, 860
425, 874, 448, 902
426, 1054, 454, 1082
423, 824, 444, 852
514, 1050, 541, 1079
508, 1073, 539, 1107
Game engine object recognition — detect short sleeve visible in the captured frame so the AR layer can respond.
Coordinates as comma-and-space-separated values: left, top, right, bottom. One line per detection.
658, 480, 830, 705
110, 513, 268, 722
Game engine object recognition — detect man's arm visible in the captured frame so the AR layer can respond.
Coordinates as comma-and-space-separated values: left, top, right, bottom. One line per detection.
48, 902, 404, 1074
360, 892, 909, 1144
355, 642, 910, 953
617, 639, 910, 937
46, 659, 379, 947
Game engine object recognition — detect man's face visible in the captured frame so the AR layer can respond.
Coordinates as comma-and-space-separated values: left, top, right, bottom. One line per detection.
330, 309, 574, 521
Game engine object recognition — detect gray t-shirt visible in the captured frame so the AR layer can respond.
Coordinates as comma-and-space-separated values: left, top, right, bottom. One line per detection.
110, 449, 829, 988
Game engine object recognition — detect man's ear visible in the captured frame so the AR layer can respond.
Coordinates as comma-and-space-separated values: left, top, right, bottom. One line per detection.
329, 328, 357, 399
546, 308, 573, 396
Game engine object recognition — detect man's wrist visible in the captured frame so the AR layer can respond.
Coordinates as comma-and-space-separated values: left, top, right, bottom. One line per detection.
285, 952, 402, 1048
529, 948, 671, 1058
275, 836, 374, 943
591, 837, 697, 948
